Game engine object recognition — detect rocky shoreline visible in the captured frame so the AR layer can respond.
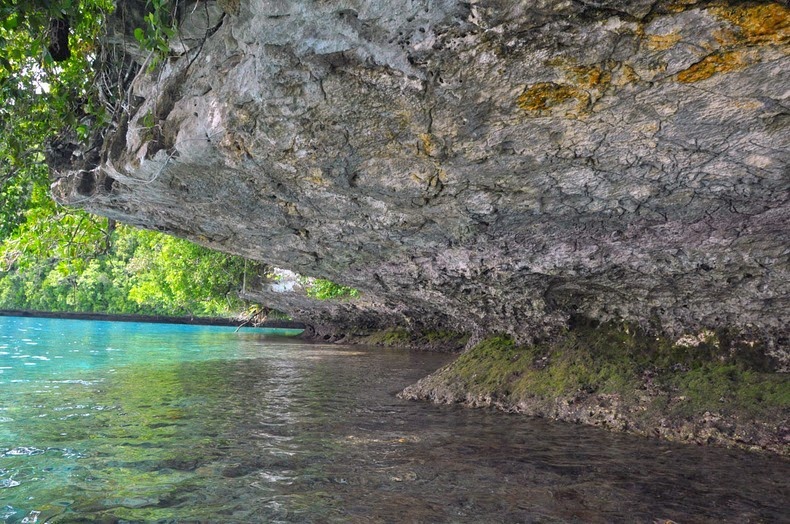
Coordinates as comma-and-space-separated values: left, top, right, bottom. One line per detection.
388, 322, 789, 456
6, 310, 786, 454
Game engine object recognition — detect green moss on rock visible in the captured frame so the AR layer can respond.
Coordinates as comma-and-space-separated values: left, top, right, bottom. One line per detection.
402, 321, 789, 455
363, 328, 412, 346
359, 328, 468, 351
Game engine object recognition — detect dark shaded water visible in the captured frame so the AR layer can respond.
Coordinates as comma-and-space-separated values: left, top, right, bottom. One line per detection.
1, 316, 788, 523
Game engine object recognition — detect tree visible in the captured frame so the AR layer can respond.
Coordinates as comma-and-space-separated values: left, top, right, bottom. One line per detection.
1, 0, 113, 236
0, 1, 263, 317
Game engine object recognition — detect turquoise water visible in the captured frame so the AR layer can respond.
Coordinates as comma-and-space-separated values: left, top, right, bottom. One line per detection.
1, 316, 789, 523
0, 316, 451, 522
0, 316, 299, 521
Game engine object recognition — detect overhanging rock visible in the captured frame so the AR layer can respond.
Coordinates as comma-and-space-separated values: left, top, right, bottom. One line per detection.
52, 1, 789, 360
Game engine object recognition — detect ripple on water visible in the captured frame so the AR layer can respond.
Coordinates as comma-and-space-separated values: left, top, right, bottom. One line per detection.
3, 447, 46, 457
1, 506, 18, 520
2, 318, 789, 523
49, 379, 103, 386
54, 448, 85, 459
52, 404, 90, 412
0, 478, 21, 488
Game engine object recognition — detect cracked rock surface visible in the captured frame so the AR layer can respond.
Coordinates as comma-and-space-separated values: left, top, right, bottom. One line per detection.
52, 1, 789, 361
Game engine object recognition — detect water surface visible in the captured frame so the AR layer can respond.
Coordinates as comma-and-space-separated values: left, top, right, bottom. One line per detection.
1, 316, 788, 522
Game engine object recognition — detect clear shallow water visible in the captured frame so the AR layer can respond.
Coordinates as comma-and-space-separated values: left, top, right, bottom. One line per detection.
1, 316, 788, 523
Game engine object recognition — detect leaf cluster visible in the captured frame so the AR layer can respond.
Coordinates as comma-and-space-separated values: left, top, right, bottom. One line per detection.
133, 0, 177, 70
0, 1, 264, 318
302, 277, 361, 301
1, 0, 114, 231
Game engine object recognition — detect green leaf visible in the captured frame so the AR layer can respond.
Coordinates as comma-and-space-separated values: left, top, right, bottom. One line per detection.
3, 14, 19, 30
133, 27, 145, 43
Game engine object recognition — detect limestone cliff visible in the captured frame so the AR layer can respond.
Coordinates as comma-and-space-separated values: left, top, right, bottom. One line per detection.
51, 1, 789, 361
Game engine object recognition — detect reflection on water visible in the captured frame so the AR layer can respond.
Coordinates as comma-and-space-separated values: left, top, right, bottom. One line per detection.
1, 316, 788, 523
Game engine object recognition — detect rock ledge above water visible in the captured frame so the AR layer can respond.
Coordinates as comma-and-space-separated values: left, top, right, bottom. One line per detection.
51, 1, 789, 365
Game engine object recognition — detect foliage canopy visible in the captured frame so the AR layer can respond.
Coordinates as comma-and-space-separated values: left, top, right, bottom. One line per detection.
0, 0, 258, 317
0, 1, 357, 317
303, 277, 360, 301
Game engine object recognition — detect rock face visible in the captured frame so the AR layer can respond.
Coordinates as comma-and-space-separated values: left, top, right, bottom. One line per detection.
53, 1, 789, 358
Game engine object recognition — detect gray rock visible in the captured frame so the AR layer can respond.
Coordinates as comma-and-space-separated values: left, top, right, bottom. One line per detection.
52, 1, 789, 362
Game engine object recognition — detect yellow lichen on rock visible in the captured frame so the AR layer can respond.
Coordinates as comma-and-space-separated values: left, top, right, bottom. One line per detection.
217, 0, 241, 16
570, 65, 612, 89
517, 82, 589, 116
672, 4, 788, 83
418, 133, 435, 156
307, 168, 326, 186
646, 32, 683, 51
666, 0, 701, 13
517, 62, 617, 117
676, 50, 747, 83
612, 63, 641, 87
710, 3, 790, 45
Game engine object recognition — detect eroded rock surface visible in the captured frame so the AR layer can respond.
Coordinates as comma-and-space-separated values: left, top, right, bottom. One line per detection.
52, 1, 789, 359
